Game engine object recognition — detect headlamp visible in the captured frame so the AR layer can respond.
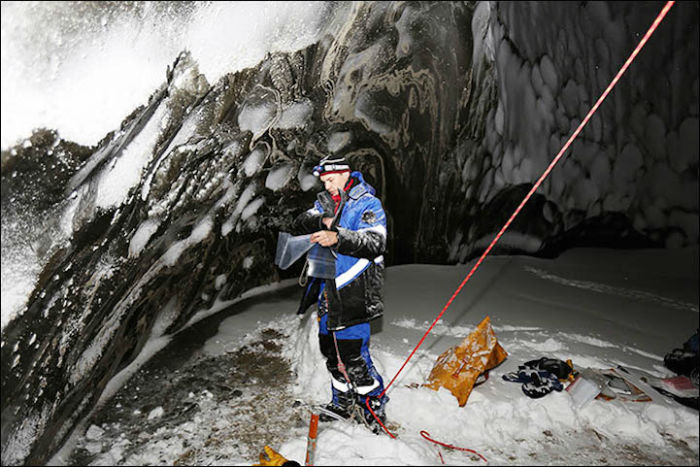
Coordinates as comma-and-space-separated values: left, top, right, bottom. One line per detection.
312, 163, 350, 177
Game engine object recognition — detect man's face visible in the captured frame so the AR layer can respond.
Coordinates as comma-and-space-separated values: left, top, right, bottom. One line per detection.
320, 171, 350, 196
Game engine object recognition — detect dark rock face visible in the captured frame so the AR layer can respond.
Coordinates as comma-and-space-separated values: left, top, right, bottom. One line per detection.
1, 2, 698, 464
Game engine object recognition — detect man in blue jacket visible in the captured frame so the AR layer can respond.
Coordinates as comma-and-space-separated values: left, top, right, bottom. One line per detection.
293, 155, 388, 432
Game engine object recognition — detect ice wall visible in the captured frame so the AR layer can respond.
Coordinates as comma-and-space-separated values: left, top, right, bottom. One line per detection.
433, 1, 699, 262
494, 2, 699, 247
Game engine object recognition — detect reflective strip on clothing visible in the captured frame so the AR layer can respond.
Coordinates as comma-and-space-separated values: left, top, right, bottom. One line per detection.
335, 258, 370, 289
330, 374, 380, 395
357, 224, 387, 239
354, 378, 381, 395
335, 254, 384, 289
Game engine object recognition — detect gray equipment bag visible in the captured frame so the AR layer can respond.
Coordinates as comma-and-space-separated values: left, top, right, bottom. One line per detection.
306, 244, 336, 279
274, 232, 313, 269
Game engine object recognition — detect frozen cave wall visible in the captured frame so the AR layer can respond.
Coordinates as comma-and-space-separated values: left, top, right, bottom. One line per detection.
431, 1, 699, 263
1, 1, 698, 465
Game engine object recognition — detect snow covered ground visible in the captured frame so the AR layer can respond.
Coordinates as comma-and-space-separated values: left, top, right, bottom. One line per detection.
51, 246, 698, 466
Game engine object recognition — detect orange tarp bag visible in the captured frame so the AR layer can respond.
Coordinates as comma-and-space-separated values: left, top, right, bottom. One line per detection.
425, 316, 508, 406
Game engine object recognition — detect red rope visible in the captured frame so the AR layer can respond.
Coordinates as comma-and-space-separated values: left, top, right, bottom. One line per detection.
421, 431, 488, 463
365, 0, 676, 448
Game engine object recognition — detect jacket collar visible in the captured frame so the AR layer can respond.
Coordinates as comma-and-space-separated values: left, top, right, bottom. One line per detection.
347, 171, 375, 200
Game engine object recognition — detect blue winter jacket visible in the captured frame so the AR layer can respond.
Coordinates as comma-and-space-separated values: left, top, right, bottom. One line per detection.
292, 171, 386, 330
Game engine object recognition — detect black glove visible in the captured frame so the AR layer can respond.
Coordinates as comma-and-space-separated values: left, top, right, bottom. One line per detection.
316, 190, 347, 230
316, 191, 336, 217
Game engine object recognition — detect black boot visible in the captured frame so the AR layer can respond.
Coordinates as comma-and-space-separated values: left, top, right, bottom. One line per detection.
320, 388, 355, 422
664, 348, 698, 376
357, 394, 388, 434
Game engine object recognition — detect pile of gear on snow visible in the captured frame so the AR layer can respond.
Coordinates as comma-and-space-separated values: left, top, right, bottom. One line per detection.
425, 319, 698, 411
498, 329, 699, 410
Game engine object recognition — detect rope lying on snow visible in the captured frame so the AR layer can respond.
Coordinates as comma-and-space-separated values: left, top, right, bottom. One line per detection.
364, 1, 676, 461
420, 431, 488, 463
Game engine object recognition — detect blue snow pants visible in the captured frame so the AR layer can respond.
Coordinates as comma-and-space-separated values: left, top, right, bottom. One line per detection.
318, 313, 386, 410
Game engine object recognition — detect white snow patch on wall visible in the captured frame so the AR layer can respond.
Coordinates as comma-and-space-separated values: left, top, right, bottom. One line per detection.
163, 216, 214, 267
242, 148, 266, 177
221, 220, 235, 238
299, 174, 317, 192
233, 183, 257, 218
273, 100, 313, 129
223, 182, 258, 236
238, 101, 277, 136
188, 216, 214, 242
147, 407, 164, 420
241, 197, 265, 221
96, 102, 167, 210
215, 274, 227, 290
129, 218, 161, 258
297, 165, 318, 192
265, 164, 294, 191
